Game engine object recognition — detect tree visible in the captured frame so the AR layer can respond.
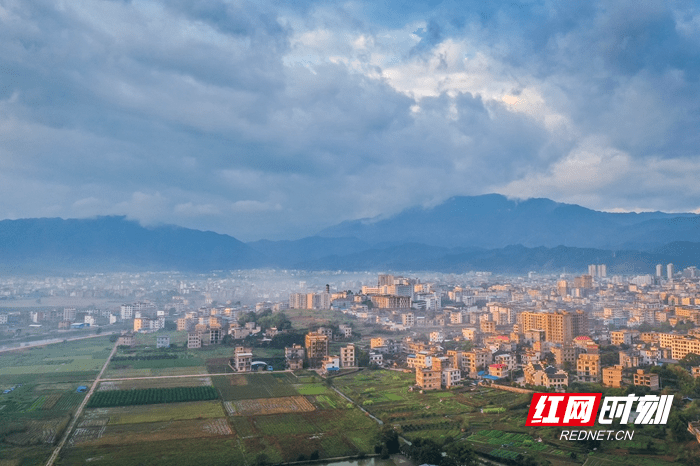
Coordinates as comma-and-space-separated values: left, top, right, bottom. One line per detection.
376, 426, 400, 454
252, 453, 270, 466
680, 353, 700, 368
445, 443, 476, 466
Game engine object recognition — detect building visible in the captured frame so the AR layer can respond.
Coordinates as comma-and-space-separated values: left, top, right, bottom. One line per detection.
401, 312, 415, 327
480, 320, 496, 334
120, 304, 134, 320
447, 349, 492, 377
63, 308, 77, 322
602, 365, 624, 388
573, 275, 593, 289
523, 363, 569, 390
187, 332, 202, 349
230, 346, 253, 372
611, 330, 634, 346
289, 293, 308, 309
338, 324, 353, 338
671, 335, 700, 360
633, 369, 660, 391
488, 364, 508, 378
117, 333, 134, 346
371, 295, 411, 309
305, 332, 329, 366
156, 336, 170, 348
520, 310, 588, 344
369, 352, 383, 366
577, 353, 601, 383
416, 368, 441, 390
340, 344, 356, 367
442, 368, 461, 388
321, 355, 341, 374
285, 344, 305, 370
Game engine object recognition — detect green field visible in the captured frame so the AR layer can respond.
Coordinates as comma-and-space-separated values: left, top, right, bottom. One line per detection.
81, 400, 225, 425
213, 373, 299, 400
0, 340, 109, 465
60, 370, 380, 465
0, 337, 113, 382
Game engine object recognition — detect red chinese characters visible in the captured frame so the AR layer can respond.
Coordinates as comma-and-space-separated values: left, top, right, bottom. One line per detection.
526, 393, 602, 426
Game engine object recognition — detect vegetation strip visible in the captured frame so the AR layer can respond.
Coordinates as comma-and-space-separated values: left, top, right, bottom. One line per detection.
87, 386, 218, 408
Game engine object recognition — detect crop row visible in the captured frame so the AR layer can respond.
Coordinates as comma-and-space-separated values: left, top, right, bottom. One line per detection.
87, 386, 218, 408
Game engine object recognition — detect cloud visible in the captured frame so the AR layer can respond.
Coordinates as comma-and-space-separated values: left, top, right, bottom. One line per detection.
1, 0, 700, 240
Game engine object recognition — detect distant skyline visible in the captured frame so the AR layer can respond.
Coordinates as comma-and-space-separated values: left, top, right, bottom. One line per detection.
1, 1, 699, 241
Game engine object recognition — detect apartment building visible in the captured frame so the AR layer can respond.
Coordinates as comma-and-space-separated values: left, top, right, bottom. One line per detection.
187, 332, 201, 349
371, 295, 411, 309
520, 310, 588, 344
401, 312, 415, 327
671, 335, 700, 360
230, 346, 253, 372
340, 344, 356, 368
305, 332, 329, 366
442, 368, 461, 388
633, 369, 660, 391
602, 365, 624, 388
577, 353, 601, 383
416, 368, 441, 390
285, 344, 305, 370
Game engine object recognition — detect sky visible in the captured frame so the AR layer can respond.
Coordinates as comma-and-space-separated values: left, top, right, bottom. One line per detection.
1, 0, 700, 241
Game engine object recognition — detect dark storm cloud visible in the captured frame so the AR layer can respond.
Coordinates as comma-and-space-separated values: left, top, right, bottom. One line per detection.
1, 0, 699, 240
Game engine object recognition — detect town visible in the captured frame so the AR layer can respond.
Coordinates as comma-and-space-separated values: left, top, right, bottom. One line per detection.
3, 266, 700, 466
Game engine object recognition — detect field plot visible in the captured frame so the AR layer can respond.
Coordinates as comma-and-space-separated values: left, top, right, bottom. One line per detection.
228, 395, 314, 416
70, 418, 234, 446
81, 400, 225, 425
332, 371, 533, 444
62, 438, 246, 466
3, 417, 69, 445
98, 376, 212, 391
0, 339, 102, 466
294, 383, 330, 395
213, 373, 298, 400
88, 386, 218, 408
0, 337, 113, 382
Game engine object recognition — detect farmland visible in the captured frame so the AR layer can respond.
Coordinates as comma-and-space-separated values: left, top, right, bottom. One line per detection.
332, 370, 582, 464
59, 369, 381, 465
87, 386, 218, 407
2, 329, 694, 466
0, 337, 114, 465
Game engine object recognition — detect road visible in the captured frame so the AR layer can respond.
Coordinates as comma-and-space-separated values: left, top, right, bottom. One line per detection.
44, 339, 120, 466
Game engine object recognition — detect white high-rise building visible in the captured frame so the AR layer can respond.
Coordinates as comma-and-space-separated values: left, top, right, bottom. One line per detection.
120, 304, 134, 320
667, 263, 674, 280
656, 264, 663, 277
597, 264, 607, 278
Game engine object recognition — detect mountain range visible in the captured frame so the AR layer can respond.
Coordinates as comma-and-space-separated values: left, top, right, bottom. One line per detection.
1, 194, 699, 274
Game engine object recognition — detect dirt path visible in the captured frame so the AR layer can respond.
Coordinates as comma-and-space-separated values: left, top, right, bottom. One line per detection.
44, 339, 119, 466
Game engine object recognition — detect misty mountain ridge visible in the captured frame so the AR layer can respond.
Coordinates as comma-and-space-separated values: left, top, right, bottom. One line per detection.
317, 194, 700, 249
1, 194, 699, 274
